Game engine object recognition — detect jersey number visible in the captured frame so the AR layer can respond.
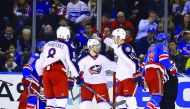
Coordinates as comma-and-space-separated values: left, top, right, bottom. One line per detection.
47, 48, 56, 58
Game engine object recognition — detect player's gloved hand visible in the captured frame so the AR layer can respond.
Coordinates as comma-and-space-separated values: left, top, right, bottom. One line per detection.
76, 71, 84, 86
133, 72, 144, 87
163, 74, 169, 84
169, 61, 177, 76
68, 77, 75, 90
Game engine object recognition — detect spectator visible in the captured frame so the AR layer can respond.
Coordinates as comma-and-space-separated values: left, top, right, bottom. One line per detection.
50, 0, 66, 16
125, 28, 135, 44
56, 17, 68, 28
146, 0, 164, 17
65, 0, 90, 32
101, 27, 114, 61
158, 16, 175, 37
178, 30, 190, 57
30, 0, 50, 16
111, 11, 135, 38
171, 0, 183, 15
13, 0, 31, 32
13, 0, 30, 17
136, 27, 156, 61
7, 44, 22, 67
157, 22, 164, 33
0, 24, 17, 53
37, 24, 56, 42
181, 0, 190, 15
93, 13, 111, 32
0, 54, 20, 72
169, 40, 186, 73
102, 27, 111, 40
88, 0, 97, 24
128, 0, 149, 27
135, 10, 157, 42
17, 28, 32, 64
75, 22, 94, 48
175, 13, 190, 35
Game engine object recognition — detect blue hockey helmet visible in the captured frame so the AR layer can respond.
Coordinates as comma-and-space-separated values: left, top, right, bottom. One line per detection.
154, 33, 170, 41
37, 41, 46, 49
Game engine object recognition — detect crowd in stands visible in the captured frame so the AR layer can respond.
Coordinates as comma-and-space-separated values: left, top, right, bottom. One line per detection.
0, 0, 190, 74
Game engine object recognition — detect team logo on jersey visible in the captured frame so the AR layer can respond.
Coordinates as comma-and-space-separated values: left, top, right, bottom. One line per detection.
89, 65, 102, 74
125, 47, 131, 52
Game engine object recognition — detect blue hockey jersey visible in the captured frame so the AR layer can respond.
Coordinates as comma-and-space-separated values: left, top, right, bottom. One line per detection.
177, 41, 190, 56
22, 53, 40, 82
143, 42, 173, 74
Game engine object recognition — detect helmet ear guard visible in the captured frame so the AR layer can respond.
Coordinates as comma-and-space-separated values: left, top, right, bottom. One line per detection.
56, 27, 71, 41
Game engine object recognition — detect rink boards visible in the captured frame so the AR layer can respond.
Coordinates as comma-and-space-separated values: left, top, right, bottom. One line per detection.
0, 72, 190, 109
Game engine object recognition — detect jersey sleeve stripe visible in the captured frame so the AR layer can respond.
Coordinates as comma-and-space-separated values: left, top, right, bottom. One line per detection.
23, 64, 33, 71
159, 54, 169, 62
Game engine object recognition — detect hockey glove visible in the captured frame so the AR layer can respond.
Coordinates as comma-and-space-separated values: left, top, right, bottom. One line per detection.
76, 71, 84, 86
68, 77, 75, 90
133, 72, 144, 87
169, 61, 177, 76
163, 74, 169, 84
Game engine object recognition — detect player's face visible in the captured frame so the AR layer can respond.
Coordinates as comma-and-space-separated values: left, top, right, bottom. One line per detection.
91, 44, 100, 54
39, 46, 44, 53
113, 35, 120, 44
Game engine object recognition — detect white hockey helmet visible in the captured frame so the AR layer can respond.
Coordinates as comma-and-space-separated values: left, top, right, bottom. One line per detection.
56, 27, 70, 41
87, 38, 100, 49
111, 28, 126, 40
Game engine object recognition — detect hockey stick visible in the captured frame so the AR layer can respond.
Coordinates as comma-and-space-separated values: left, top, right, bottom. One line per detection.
126, 83, 138, 109
82, 84, 126, 107
70, 89, 81, 100
70, 89, 75, 100
132, 83, 138, 97
73, 91, 81, 100
30, 87, 46, 100
0, 80, 13, 86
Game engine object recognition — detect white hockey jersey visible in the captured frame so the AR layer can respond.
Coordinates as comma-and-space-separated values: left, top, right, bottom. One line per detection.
104, 38, 139, 81
35, 40, 78, 77
78, 53, 116, 84
65, 0, 89, 23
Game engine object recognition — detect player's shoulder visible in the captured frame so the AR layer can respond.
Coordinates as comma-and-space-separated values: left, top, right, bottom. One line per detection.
46, 40, 68, 47
31, 53, 40, 58
77, 53, 88, 63
121, 43, 134, 53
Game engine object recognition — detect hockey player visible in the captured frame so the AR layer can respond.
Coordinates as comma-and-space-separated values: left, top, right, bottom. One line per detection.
35, 27, 82, 109
18, 41, 46, 109
78, 38, 116, 109
143, 33, 177, 109
103, 28, 143, 109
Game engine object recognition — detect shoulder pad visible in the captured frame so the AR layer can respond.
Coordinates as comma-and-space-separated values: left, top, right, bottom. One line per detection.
121, 43, 133, 53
